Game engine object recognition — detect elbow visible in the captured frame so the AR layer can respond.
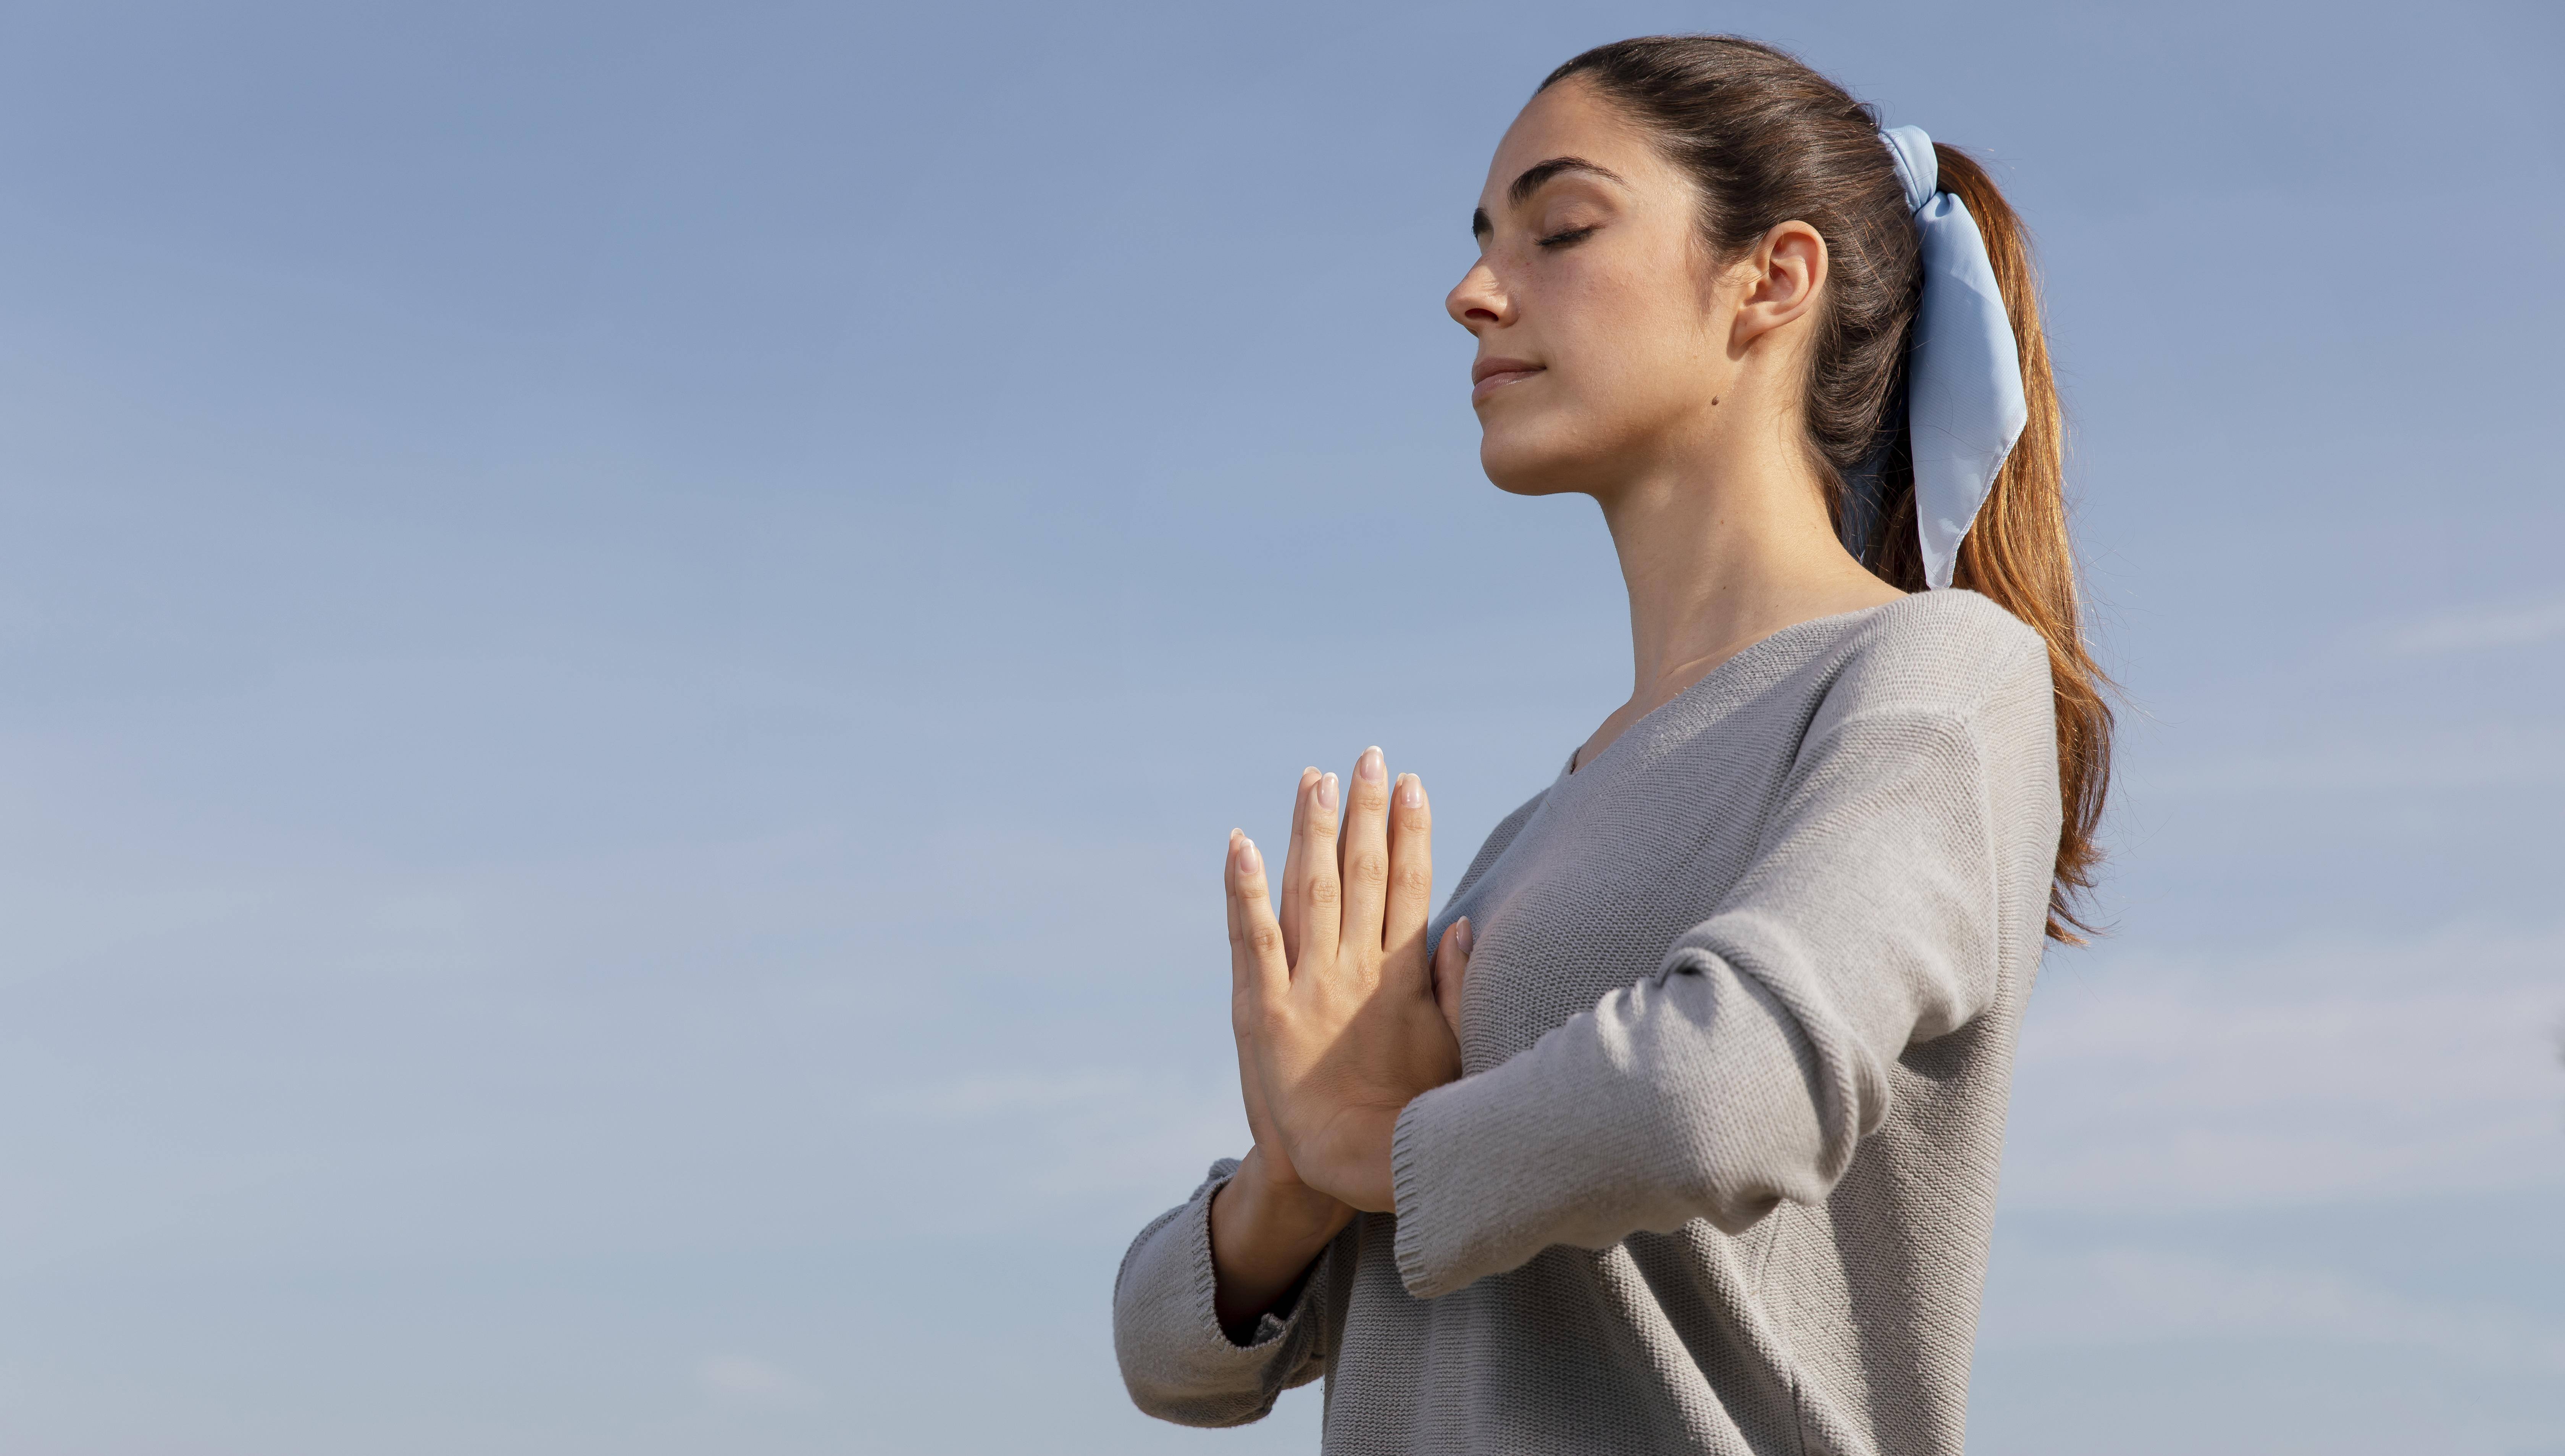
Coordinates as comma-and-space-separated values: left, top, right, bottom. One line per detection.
1634, 1010, 1872, 1234
1109, 1269, 1295, 1429
1117, 1372, 1270, 1430
1112, 1331, 1291, 1430
1659, 1112, 1828, 1237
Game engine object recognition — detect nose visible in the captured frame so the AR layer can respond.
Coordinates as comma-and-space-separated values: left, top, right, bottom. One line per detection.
1446, 259, 1507, 333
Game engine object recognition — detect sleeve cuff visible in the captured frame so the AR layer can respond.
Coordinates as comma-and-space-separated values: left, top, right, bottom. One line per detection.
1113, 1157, 1332, 1425
1179, 1161, 1303, 1351
1185, 1163, 1306, 1350
1390, 1084, 1480, 1300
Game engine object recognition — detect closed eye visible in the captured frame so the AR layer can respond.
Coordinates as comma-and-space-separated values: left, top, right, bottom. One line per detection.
1537, 225, 1600, 249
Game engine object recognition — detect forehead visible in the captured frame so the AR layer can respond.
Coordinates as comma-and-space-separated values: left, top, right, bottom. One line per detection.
1479, 78, 1674, 208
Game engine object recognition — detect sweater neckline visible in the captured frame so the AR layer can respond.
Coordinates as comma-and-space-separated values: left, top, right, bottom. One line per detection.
1560, 600, 1900, 782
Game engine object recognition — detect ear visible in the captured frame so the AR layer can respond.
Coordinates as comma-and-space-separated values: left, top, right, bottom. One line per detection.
1729, 220, 1827, 352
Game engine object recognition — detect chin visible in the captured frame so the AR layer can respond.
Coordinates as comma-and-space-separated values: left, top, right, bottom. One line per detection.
1478, 414, 1613, 498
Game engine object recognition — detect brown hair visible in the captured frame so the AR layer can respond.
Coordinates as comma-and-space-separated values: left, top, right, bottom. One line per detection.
1542, 35, 2113, 940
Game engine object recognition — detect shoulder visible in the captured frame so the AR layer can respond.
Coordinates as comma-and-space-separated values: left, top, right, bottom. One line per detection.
1778, 593, 2061, 820
1812, 589, 2051, 720
1786, 590, 2055, 762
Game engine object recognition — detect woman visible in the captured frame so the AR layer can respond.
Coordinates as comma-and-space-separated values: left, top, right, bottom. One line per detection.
1113, 35, 2109, 1456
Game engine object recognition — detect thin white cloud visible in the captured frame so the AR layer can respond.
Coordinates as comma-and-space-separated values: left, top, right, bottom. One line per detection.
838, 1063, 1251, 1245
2378, 597, 2565, 656
1983, 1247, 2565, 1372
695, 1354, 817, 1407
2005, 922, 2565, 1211
2138, 724, 2565, 794
859, 1069, 1144, 1121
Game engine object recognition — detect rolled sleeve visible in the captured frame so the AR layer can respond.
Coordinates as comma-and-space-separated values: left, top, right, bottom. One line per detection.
1112, 1158, 1340, 1425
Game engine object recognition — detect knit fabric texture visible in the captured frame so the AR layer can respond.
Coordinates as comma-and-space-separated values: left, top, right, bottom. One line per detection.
1113, 590, 2062, 1455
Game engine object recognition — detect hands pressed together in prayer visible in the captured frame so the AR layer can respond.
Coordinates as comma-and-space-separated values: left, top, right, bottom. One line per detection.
1209, 747, 1474, 1329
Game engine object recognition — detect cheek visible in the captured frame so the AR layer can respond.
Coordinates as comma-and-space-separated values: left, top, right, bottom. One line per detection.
1545, 265, 1714, 423
1477, 284, 1703, 490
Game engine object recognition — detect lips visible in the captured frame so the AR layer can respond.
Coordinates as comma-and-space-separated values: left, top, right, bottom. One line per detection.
1471, 357, 1544, 403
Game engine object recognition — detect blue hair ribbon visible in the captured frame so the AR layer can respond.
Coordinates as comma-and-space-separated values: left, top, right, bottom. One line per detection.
1879, 125, 2027, 590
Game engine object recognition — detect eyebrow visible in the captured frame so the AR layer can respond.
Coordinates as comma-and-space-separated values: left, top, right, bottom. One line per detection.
1471, 155, 1630, 238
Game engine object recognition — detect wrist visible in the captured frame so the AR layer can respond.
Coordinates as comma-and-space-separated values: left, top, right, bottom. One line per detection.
1211, 1145, 1355, 1334
1317, 1103, 1406, 1215
1230, 1145, 1353, 1240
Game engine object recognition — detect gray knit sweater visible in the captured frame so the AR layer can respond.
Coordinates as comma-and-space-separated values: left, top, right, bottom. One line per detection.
1113, 590, 2062, 1456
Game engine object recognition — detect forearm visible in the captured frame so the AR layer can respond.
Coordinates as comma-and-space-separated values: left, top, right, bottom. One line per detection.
1209, 1146, 1356, 1334
1389, 953, 1838, 1298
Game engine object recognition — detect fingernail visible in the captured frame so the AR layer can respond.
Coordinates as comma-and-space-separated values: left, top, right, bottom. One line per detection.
1318, 773, 1338, 811
1398, 772, 1423, 809
1358, 746, 1385, 783
1238, 836, 1262, 874
1455, 916, 1474, 955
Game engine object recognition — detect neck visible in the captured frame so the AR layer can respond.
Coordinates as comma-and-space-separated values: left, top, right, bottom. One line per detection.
1577, 426, 1901, 767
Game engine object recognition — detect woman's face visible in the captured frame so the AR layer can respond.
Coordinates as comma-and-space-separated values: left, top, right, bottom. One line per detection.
1447, 80, 1741, 498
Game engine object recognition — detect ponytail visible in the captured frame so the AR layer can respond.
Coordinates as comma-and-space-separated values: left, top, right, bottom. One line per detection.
1891, 146, 2112, 940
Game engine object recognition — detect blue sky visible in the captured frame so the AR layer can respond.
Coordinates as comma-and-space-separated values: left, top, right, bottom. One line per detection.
1, 1, 2559, 1451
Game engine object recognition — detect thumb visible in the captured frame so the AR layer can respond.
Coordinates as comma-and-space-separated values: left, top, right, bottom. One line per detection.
1432, 916, 1474, 1043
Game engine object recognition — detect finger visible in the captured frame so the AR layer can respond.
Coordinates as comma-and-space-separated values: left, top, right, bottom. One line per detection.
1224, 830, 1252, 1015
1277, 767, 1319, 964
1225, 835, 1285, 1161
1384, 772, 1435, 986
1295, 769, 1343, 971
1432, 915, 1474, 1042
1337, 745, 1393, 956
1229, 883, 1280, 1144
1228, 832, 1288, 1009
